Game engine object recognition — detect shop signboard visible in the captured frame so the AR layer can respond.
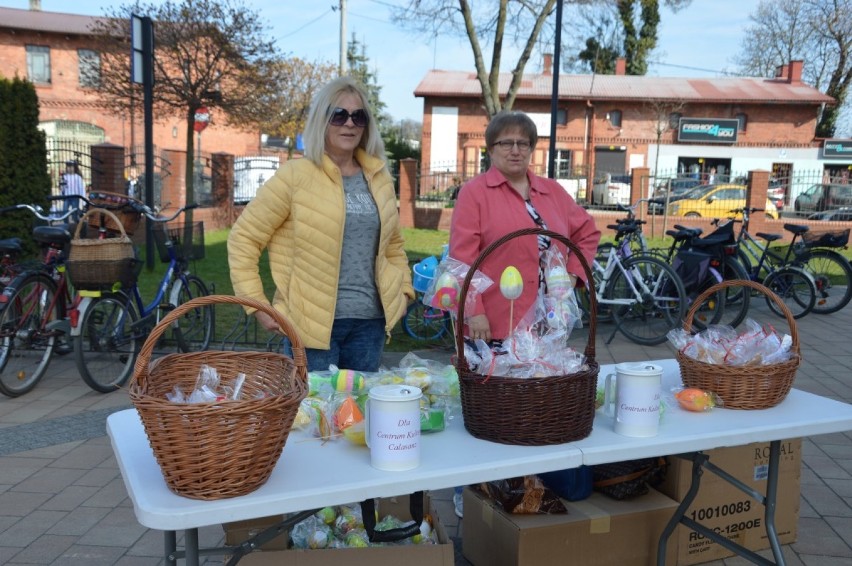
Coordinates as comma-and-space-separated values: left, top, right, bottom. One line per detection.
677, 117, 739, 143
823, 139, 852, 158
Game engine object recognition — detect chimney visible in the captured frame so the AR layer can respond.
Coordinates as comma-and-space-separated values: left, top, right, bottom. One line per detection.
543, 53, 552, 76
788, 60, 803, 83
615, 58, 626, 76
29, 0, 41, 10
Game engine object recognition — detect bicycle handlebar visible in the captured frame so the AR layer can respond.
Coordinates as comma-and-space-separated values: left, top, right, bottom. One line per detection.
0, 203, 80, 222
129, 200, 199, 223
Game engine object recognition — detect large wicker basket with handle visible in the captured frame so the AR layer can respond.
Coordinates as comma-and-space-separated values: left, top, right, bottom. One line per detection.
128, 295, 308, 500
454, 227, 599, 446
676, 279, 800, 410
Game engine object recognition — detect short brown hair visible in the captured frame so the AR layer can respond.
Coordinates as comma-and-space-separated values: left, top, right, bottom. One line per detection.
485, 110, 538, 149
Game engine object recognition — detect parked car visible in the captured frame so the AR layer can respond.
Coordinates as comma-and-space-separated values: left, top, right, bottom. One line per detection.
808, 207, 852, 222
648, 178, 703, 214
591, 173, 631, 206
666, 183, 779, 219
794, 183, 852, 215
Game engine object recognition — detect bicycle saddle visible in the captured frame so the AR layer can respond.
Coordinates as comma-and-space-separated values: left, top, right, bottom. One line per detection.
32, 224, 74, 246
0, 237, 22, 254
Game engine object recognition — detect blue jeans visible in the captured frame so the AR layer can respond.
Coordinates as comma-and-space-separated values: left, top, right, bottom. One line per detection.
282, 317, 386, 372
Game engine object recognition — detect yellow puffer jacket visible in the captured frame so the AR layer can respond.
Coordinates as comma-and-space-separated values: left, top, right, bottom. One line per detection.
227, 149, 414, 349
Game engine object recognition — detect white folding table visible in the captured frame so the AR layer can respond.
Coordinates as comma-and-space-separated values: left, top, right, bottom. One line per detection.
107, 359, 852, 565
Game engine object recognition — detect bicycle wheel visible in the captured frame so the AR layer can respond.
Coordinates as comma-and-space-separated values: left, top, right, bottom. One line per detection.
763, 267, 816, 319
171, 275, 214, 352
705, 257, 751, 329
402, 300, 450, 341
0, 273, 58, 397
74, 292, 140, 393
797, 249, 852, 314
606, 255, 686, 346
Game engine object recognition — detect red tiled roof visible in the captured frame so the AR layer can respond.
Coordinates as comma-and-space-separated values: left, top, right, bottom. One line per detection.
414, 70, 835, 105
0, 6, 103, 36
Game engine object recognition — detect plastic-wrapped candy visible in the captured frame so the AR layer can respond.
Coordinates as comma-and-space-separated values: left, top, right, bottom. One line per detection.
675, 388, 723, 412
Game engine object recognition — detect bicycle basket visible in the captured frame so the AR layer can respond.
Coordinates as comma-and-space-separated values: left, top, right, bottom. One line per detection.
152, 222, 205, 263
67, 208, 138, 290
801, 229, 850, 248
86, 192, 143, 236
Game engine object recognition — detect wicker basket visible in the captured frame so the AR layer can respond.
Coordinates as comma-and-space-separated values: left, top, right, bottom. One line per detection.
67, 208, 137, 290
454, 228, 599, 446
86, 192, 143, 236
676, 280, 800, 410
801, 228, 850, 248
129, 295, 308, 500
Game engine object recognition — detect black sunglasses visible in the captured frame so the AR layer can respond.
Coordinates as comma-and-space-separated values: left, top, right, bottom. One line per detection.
329, 107, 368, 127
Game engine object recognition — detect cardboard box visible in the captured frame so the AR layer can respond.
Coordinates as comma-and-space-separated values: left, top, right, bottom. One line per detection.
462, 486, 679, 566
657, 439, 802, 565
239, 494, 454, 566
222, 514, 289, 551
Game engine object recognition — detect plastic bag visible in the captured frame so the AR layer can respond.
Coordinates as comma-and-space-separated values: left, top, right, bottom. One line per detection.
422, 256, 493, 318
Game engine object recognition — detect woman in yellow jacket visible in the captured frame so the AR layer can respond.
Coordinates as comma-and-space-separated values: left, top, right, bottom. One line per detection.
228, 76, 413, 372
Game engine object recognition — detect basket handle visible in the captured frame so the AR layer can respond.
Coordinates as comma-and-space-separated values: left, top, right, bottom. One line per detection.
131, 294, 308, 389
74, 207, 129, 239
455, 227, 597, 371
682, 279, 800, 353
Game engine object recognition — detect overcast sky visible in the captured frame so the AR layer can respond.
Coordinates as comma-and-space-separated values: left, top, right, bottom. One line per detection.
7, 0, 763, 122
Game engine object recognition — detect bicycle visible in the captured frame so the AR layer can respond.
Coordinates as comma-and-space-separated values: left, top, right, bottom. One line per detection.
402, 254, 451, 342
730, 207, 842, 317
657, 218, 752, 329
0, 198, 83, 397
70, 202, 214, 392
582, 217, 687, 346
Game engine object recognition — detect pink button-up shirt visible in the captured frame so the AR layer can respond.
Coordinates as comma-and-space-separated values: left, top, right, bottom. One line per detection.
449, 167, 601, 340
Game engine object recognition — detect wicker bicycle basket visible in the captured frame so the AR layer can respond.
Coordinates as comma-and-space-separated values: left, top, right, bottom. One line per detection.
66, 208, 138, 290
86, 192, 143, 236
454, 228, 599, 446
676, 279, 801, 410
128, 295, 308, 500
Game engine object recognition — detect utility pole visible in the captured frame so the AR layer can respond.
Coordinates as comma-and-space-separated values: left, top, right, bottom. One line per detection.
339, 0, 347, 74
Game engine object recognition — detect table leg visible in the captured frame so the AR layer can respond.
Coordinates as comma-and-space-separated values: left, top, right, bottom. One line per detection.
764, 440, 784, 564
657, 452, 707, 565
185, 528, 199, 566
164, 530, 176, 563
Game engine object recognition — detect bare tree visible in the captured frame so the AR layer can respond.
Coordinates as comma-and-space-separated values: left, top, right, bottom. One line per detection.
735, 0, 852, 137
89, 0, 282, 210
262, 58, 337, 157
392, 0, 559, 117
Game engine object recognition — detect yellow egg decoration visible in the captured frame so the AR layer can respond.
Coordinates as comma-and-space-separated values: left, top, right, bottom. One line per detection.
500, 266, 524, 300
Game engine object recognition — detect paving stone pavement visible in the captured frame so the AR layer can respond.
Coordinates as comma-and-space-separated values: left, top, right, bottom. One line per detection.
0, 300, 850, 565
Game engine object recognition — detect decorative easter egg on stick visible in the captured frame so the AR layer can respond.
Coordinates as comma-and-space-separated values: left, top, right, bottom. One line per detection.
546, 265, 571, 297
433, 272, 460, 311
500, 266, 523, 334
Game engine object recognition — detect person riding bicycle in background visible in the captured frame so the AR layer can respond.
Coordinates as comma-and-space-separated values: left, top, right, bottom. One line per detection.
228, 76, 413, 373
449, 110, 601, 344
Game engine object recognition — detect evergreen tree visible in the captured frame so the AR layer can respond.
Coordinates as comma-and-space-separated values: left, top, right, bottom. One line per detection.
0, 77, 50, 255
346, 35, 388, 129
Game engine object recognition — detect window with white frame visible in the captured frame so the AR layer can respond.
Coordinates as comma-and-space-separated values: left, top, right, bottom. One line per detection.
78, 49, 100, 88
26, 45, 51, 84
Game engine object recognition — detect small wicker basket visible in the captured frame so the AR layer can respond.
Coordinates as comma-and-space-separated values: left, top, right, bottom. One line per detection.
66, 208, 137, 290
676, 280, 800, 410
129, 295, 308, 500
454, 228, 599, 446
86, 192, 143, 235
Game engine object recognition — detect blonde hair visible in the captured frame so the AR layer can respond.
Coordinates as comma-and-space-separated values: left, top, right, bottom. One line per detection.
303, 76, 385, 167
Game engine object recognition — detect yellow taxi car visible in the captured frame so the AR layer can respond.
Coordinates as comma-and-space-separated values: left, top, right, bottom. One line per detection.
666, 183, 779, 219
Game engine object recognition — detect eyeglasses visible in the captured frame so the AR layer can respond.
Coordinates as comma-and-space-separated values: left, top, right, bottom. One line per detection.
492, 139, 532, 152
329, 107, 368, 127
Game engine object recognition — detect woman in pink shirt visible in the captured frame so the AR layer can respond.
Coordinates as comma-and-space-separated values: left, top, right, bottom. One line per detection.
449, 110, 600, 343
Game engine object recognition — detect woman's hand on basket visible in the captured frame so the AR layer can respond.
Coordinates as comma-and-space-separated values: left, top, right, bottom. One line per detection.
467, 314, 492, 342
255, 310, 283, 334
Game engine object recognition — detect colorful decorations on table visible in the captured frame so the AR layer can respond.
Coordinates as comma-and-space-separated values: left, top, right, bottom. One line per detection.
667, 318, 794, 366
289, 503, 438, 549
433, 272, 460, 310
421, 255, 493, 319
542, 246, 582, 334
293, 355, 461, 444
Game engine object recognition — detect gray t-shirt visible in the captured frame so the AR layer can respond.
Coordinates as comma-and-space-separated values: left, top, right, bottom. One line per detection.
336, 173, 383, 319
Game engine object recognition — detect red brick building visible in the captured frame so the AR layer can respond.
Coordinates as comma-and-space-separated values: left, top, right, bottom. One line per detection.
414, 56, 841, 205
0, 3, 259, 193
